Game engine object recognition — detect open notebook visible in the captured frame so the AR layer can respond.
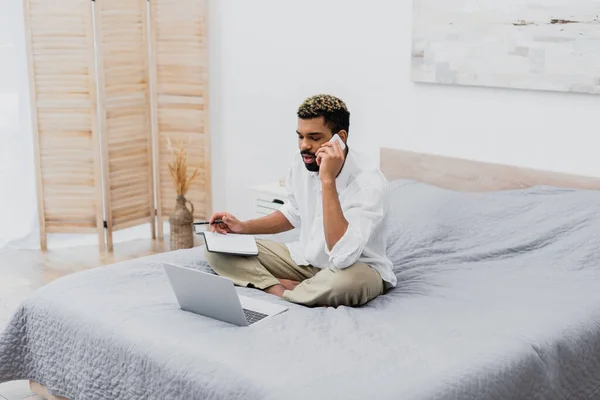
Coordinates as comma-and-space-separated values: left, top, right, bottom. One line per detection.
201, 231, 259, 256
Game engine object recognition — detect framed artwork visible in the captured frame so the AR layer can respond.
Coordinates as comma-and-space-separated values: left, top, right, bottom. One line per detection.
411, 0, 600, 94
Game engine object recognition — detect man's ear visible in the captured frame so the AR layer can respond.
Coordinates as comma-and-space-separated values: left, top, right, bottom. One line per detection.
337, 130, 348, 143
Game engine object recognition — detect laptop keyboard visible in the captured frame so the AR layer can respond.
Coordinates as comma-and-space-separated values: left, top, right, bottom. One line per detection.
243, 308, 268, 325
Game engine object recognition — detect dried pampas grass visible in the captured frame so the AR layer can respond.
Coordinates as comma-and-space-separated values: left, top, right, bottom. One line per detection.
167, 137, 199, 196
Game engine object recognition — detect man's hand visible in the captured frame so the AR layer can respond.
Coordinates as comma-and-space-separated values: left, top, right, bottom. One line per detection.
209, 212, 247, 235
315, 141, 345, 183
208, 211, 294, 236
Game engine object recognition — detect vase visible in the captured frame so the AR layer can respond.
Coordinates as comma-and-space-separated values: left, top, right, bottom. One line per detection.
169, 195, 194, 250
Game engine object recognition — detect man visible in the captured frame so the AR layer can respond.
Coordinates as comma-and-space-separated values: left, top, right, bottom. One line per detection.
205, 94, 396, 307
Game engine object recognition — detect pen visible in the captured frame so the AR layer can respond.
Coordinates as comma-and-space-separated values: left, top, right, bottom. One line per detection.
193, 220, 223, 225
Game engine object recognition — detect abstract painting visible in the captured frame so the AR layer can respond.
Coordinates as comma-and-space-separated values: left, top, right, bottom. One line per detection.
411, 0, 600, 94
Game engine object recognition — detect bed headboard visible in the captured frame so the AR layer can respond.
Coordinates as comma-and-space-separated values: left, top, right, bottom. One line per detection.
380, 148, 600, 192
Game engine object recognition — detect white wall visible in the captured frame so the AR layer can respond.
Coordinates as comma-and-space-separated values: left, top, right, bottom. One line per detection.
210, 0, 600, 220
0, 0, 40, 249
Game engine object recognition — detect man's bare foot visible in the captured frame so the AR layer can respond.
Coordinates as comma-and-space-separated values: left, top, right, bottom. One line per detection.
264, 280, 301, 298
264, 284, 286, 298
278, 279, 301, 291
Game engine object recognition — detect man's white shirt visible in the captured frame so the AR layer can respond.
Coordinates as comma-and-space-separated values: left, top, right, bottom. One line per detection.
278, 148, 397, 287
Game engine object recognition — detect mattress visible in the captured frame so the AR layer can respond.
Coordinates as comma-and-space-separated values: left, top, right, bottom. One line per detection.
1, 181, 600, 400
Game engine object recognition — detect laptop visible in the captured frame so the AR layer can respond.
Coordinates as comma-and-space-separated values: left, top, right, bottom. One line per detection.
163, 263, 289, 326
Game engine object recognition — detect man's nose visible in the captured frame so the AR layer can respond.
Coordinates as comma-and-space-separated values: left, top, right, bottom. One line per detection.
300, 139, 311, 152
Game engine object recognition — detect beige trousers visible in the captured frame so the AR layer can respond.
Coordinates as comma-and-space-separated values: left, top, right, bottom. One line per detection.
204, 240, 384, 307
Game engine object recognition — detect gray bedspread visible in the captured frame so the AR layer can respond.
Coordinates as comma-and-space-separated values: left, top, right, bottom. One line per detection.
1, 180, 600, 400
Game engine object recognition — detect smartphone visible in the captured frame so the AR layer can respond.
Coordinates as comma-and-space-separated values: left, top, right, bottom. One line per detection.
317, 134, 346, 166
330, 133, 346, 151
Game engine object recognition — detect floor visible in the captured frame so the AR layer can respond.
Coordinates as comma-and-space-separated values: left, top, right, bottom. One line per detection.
0, 236, 201, 400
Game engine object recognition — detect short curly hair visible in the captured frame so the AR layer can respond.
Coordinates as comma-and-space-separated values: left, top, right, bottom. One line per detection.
297, 94, 350, 135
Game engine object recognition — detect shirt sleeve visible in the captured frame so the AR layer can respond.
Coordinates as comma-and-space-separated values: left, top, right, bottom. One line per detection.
325, 185, 386, 269
278, 166, 301, 228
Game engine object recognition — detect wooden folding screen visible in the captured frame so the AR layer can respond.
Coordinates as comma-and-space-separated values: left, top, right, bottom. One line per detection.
94, 0, 155, 251
149, 0, 211, 239
24, 0, 211, 251
23, 0, 105, 251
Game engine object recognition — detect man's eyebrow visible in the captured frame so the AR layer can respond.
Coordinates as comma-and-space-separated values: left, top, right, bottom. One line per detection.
296, 131, 323, 136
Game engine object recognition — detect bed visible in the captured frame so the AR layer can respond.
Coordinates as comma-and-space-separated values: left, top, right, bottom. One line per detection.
1, 148, 600, 400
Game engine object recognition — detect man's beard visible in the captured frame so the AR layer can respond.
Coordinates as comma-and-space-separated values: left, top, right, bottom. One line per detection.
300, 150, 319, 172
